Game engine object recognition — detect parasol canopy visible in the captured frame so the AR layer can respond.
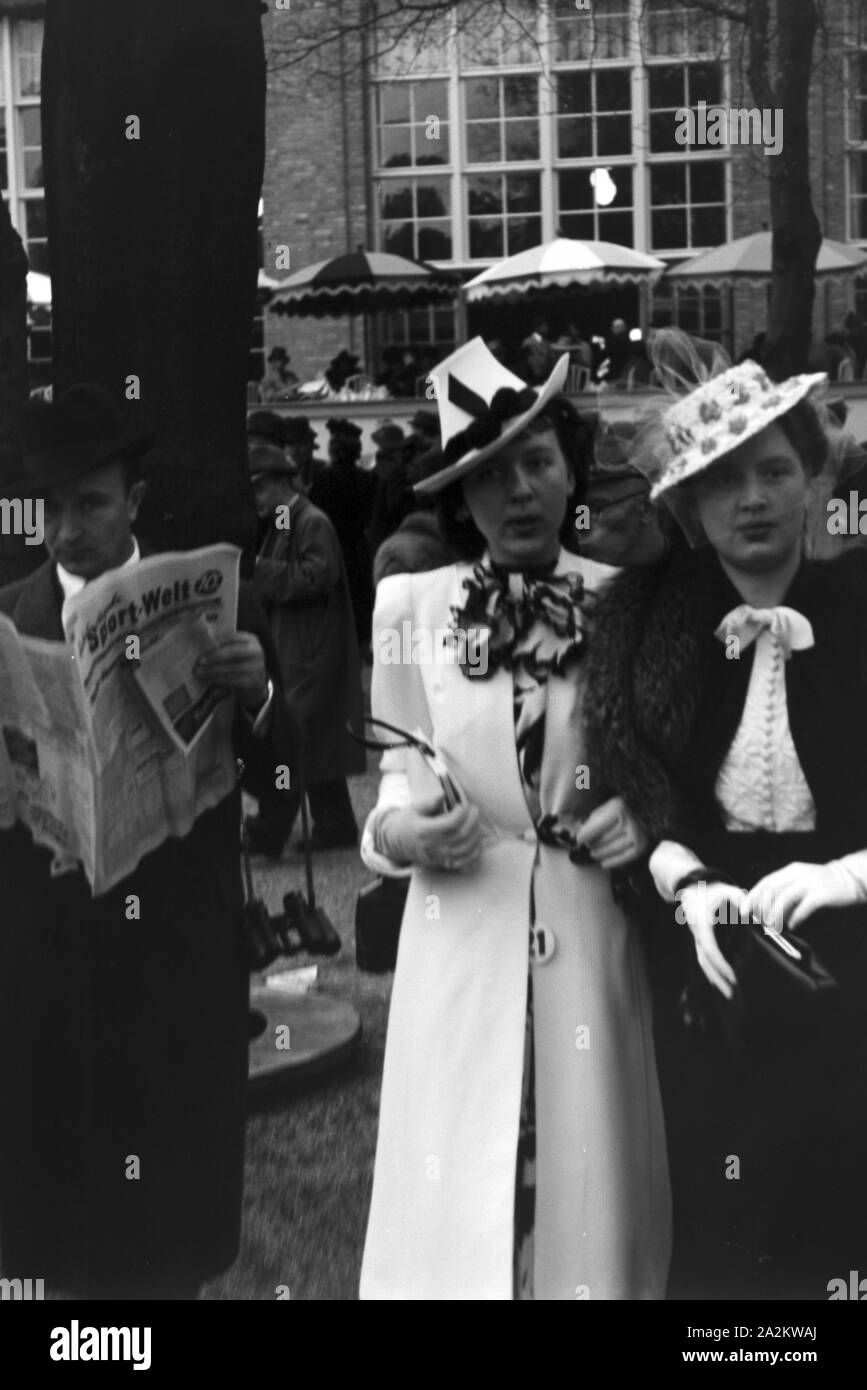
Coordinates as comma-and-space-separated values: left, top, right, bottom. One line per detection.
665, 232, 867, 289
463, 237, 667, 304
269, 250, 458, 319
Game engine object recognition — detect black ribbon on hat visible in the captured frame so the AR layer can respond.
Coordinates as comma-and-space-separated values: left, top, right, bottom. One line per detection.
442, 376, 539, 468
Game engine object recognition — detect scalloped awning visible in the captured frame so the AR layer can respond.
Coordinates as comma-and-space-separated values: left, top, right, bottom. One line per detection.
665, 232, 867, 289
463, 238, 666, 304
270, 250, 458, 318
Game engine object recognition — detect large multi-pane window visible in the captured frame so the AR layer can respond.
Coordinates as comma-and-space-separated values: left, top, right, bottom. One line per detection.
643, 0, 724, 58
464, 75, 539, 163
0, 12, 49, 380
848, 48, 867, 239
552, 0, 631, 64
466, 171, 541, 257
378, 80, 450, 169
372, 1, 731, 263
558, 167, 634, 244
649, 280, 725, 343
2, 15, 45, 274
379, 177, 452, 260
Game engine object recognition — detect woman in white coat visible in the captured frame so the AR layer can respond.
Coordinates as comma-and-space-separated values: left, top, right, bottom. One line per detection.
359, 339, 671, 1300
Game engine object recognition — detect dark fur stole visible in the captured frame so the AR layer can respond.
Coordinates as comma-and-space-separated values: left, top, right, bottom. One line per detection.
583, 546, 733, 843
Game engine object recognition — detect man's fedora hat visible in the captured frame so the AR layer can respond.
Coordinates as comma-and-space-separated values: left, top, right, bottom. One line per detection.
414, 337, 569, 496
372, 421, 405, 450
247, 409, 286, 447
267, 346, 290, 364
282, 415, 316, 444
248, 443, 297, 480
408, 408, 439, 437
17, 383, 154, 493
326, 417, 362, 440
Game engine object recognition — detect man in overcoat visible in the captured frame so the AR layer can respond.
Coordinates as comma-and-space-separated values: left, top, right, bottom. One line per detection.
247, 443, 364, 855
309, 418, 376, 646
0, 385, 295, 1299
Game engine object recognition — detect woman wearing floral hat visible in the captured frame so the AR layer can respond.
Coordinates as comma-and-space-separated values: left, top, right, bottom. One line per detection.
359, 338, 672, 1300
584, 349, 867, 1298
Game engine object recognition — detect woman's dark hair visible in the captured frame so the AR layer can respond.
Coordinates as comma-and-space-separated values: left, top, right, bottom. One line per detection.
433, 395, 594, 561
776, 396, 829, 478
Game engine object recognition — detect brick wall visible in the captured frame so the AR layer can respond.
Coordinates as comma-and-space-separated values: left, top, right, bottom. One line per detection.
261, 2, 370, 381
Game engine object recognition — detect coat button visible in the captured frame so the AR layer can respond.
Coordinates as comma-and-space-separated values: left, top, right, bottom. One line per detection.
530, 922, 556, 965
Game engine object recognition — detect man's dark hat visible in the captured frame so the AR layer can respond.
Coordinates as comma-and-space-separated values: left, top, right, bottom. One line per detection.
282, 415, 316, 444
372, 421, 405, 449
247, 409, 286, 447
326, 417, 362, 440
409, 408, 439, 437
268, 346, 290, 363
248, 443, 297, 480
17, 383, 154, 493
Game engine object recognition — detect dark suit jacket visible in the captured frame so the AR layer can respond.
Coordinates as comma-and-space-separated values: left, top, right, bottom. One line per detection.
0, 556, 295, 1292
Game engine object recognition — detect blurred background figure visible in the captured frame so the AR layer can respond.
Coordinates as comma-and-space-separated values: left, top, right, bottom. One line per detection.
552, 321, 593, 371
367, 420, 408, 556
310, 417, 377, 649
520, 330, 555, 385
260, 345, 300, 402
248, 442, 364, 855
844, 310, 867, 376
579, 450, 672, 568
283, 415, 328, 495
325, 349, 362, 393
599, 317, 631, 383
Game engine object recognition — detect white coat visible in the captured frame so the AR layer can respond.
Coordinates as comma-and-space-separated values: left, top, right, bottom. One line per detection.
360, 551, 671, 1300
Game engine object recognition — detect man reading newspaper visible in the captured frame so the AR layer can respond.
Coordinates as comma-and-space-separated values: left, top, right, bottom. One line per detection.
0, 384, 295, 1300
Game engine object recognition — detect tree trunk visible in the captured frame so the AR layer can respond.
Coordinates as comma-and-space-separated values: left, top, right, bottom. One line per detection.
749, 0, 821, 379
42, 0, 266, 566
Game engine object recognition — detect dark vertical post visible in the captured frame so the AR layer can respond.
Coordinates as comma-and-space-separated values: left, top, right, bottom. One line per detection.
41, 0, 267, 563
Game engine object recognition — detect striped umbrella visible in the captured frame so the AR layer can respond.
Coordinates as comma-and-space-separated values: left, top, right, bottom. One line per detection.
270, 250, 458, 319
464, 237, 667, 304
665, 232, 867, 289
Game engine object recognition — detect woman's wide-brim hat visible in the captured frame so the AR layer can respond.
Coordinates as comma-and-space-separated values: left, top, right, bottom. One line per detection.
650, 359, 827, 501
15, 382, 155, 494
414, 336, 569, 496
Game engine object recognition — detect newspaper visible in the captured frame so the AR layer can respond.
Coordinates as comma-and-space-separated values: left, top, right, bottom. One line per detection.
0, 544, 242, 895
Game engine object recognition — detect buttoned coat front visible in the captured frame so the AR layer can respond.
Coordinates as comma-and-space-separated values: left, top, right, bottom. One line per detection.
359, 553, 671, 1301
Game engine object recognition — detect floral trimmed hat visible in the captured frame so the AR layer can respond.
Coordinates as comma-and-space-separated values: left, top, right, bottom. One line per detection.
650, 359, 827, 501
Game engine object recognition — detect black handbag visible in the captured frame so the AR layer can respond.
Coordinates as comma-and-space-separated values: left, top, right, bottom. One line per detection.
355, 874, 408, 973
710, 912, 838, 1058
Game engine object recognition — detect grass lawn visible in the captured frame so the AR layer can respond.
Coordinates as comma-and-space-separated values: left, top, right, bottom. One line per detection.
204, 676, 392, 1302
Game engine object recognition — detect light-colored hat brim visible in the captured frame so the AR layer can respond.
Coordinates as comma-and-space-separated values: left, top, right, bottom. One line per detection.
414, 353, 570, 496
651, 371, 827, 501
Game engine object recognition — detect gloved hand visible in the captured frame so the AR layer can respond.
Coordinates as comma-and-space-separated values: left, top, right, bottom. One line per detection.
746, 860, 865, 932
677, 880, 748, 1000
377, 792, 482, 874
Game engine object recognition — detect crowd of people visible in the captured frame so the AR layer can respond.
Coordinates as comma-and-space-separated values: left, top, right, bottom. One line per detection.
3, 317, 867, 1303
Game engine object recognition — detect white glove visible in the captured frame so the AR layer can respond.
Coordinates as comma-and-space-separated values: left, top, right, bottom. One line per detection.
746, 858, 867, 932
677, 880, 746, 1001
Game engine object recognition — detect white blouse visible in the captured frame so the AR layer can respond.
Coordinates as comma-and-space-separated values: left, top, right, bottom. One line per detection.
713, 616, 816, 833
649, 604, 867, 902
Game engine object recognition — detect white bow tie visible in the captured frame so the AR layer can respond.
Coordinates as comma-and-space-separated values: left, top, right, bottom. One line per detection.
714, 604, 815, 658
